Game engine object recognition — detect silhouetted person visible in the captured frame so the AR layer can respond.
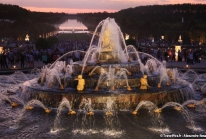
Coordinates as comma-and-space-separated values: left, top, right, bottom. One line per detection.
2, 52, 8, 68
0, 53, 4, 69
171, 51, 175, 62
42, 53, 47, 65
20, 52, 25, 68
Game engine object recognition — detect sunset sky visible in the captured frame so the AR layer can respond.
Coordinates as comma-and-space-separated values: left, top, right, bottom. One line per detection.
0, 0, 206, 14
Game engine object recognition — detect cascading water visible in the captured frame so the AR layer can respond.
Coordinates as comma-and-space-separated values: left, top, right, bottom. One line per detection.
52, 98, 73, 132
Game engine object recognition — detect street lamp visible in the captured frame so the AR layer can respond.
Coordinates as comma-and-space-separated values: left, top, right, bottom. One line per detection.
25, 34, 30, 41
0, 46, 3, 53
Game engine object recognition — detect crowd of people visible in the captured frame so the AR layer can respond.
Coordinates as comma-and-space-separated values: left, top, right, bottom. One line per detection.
0, 38, 91, 69
0, 37, 204, 70
140, 47, 202, 65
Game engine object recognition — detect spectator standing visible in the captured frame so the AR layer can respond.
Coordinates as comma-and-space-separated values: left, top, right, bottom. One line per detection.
75, 51, 80, 61
189, 52, 194, 65
25, 53, 30, 67
42, 53, 47, 65
171, 50, 175, 62
29, 54, 34, 68
0, 53, 4, 69
2, 52, 8, 68
20, 52, 25, 68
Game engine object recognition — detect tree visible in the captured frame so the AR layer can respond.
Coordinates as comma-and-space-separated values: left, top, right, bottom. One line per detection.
125, 37, 137, 47
35, 38, 49, 49
47, 36, 58, 48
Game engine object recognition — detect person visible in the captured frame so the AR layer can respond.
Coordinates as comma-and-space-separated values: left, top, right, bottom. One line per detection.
0, 52, 4, 69
53, 53, 58, 62
197, 52, 201, 63
20, 52, 25, 68
2, 52, 8, 68
75, 51, 80, 61
171, 50, 175, 62
189, 51, 194, 65
42, 53, 47, 65
178, 50, 181, 61
25, 53, 30, 67
164, 51, 168, 61
157, 49, 160, 60
8, 51, 14, 66
141, 53, 145, 64
29, 54, 34, 67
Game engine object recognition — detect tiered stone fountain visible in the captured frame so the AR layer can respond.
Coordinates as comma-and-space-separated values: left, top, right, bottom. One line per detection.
21, 18, 194, 109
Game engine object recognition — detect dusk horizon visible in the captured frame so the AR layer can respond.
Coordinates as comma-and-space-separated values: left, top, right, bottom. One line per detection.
1, 0, 206, 14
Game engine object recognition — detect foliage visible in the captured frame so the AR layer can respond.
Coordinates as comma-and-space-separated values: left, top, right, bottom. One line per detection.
78, 4, 206, 44
47, 36, 58, 47
57, 33, 92, 41
0, 3, 68, 40
0, 4, 30, 20
36, 36, 60, 50
35, 38, 49, 49
125, 37, 137, 47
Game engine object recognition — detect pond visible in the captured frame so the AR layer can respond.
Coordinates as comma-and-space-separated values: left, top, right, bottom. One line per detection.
58, 19, 88, 33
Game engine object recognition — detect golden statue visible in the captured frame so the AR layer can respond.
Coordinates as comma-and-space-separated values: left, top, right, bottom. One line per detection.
167, 69, 173, 80
140, 75, 150, 90
26, 105, 34, 110
154, 108, 162, 113
106, 111, 113, 116
174, 106, 181, 111
75, 75, 85, 91
87, 111, 94, 115
45, 108, 52, 113
132, 110, 138, 115
60, 84, 64, 90
68, 110, 76, 115
187, 103, 195, 108
11, 102, 19, 107
127, 86, 132, 91
101, 28, 114, 52
157, 83, 161, 88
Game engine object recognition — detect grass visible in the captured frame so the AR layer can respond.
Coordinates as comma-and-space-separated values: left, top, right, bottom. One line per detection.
57, 33, 92, 41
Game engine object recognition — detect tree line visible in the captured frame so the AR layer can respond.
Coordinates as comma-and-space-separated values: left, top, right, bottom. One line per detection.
1, 3, 206, 45
78, 4, 206, 45
0, 4, 69, 40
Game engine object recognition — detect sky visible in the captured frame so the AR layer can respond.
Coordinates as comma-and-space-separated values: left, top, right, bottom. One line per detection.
0, 0, 206, 14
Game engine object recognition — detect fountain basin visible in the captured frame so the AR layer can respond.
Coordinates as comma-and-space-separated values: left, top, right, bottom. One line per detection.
22, 79, 193, 109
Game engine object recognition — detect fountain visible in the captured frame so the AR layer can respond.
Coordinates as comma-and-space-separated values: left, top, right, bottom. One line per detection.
21, 18, 194, 109
0, 18, 205, 138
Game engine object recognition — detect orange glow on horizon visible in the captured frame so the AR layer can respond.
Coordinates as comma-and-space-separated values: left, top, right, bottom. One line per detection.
23, 6, 118, 14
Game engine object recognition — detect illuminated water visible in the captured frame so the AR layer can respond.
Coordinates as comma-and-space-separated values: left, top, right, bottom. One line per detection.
58, 19, 88, 32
